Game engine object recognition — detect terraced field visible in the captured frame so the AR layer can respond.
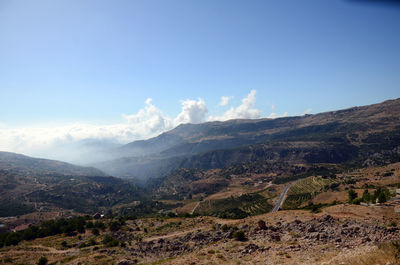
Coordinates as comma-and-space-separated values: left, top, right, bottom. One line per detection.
193, 193, 272, 219
282, 176, 337, 209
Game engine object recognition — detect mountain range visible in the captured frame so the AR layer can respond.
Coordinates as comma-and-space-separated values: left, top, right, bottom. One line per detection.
1, 98, 400, 217
93, 98, 400, 183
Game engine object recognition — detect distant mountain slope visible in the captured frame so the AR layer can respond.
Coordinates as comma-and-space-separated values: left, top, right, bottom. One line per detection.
0, 152, 140, 216
94, 98, 400, 182
0, 151, 105, 176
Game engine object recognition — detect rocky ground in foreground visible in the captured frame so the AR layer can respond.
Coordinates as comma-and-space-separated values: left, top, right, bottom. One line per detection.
2, 203, 400, 265
113, 213, 400, 265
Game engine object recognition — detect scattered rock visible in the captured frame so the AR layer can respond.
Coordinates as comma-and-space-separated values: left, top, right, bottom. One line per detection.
240, 224, 249, 230
258, 220, 267, 230
270, 233, 281, 242
117, 259, 136, 265
241, 243, 259, 254
96, 214, 400, 262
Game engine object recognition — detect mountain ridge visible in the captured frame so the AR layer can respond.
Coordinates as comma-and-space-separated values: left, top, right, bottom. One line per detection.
93, 98, 400, 182
0, 151, 106, 177
0, 151, 140, 217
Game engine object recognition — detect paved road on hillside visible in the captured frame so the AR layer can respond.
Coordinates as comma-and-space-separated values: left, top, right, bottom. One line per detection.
271, 181, 297, 212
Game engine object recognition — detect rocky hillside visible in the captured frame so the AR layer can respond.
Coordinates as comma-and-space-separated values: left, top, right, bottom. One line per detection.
0, 151, 105, 176
95, 98, 400, 182
0, 152, 140, 216
2, 203, 400, 265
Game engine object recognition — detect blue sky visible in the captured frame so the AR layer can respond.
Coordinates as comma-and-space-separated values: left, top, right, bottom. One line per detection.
0, 0, 399, 160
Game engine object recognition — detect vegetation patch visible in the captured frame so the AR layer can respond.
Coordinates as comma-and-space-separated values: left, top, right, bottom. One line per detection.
0, 198, 35, 217
348, 187, 391, 204
0, 216, 90, 248
283, 176, 337, 209
194, 193, 272, 219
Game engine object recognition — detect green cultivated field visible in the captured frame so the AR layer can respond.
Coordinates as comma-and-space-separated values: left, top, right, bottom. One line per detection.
283, 176, 337, 209
194, 193, 272, 219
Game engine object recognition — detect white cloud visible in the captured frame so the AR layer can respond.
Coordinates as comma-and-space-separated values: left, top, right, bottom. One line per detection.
174, 98, 208, 125
0, 97, 209, 162
0, 122, 159, 162
219, 96, 232, 106
210, 90, 261, 121
0, 91, 268, 162
0, 98, 176, 163
123, 98, 173, 137
271, 104, 276, 111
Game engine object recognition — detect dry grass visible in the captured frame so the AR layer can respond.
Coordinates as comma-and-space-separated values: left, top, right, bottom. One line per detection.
2, 206, 400, 265
175, 201, 199, 214
311, 190, 348, 204
329, 243, 400, 265
2, 162, 400, 265
205, 186, 248, 200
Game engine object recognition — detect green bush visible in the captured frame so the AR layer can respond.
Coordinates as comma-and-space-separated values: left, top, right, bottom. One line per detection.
3, 257, 13, 263
78, 242, 87, 248
374, 187, 390, 203
352, 198, 363, 205
61, 240, 68, 248
109, 221, 122, 231
94, 221, 105, 230
378, 192, 387, 203
92, 228, 99, 235
310, 203, 322, 213
362, 190, 372, 203
383, 172, 394, 177
233, 230, 246, 241
348, 189, 357, 202
86, 221, 94, 228
89, 238, 97, 246
37, 256, 48, 265
303, 202, 330, 212
4, 232, 22, 246
221, 224, 230, 232
167, 212, 177, 218
102, 234, 119, 247
391, 241, 400, 259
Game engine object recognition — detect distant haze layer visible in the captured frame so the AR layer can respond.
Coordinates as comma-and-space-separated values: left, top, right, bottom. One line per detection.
0, 90, 294, 163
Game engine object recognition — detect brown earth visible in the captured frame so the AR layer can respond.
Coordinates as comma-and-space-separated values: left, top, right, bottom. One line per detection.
2, 202, 400, 265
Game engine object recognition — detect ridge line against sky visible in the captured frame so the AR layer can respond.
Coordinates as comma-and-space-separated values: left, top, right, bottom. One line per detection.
0, 90, 300, 162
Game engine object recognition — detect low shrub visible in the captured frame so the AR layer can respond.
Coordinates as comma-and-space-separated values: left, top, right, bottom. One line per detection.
233, 230, 246, 241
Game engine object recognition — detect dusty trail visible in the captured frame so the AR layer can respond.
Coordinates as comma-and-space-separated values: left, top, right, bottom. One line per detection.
143, 226, 208, 242
1, 244, 77, 255
190, 201, 200, 215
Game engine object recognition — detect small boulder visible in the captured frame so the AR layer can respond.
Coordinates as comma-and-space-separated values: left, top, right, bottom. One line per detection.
307, 225, 316, 233
294, 219, 302, 224
270, 233, 281, 242
258, 220, 267, 230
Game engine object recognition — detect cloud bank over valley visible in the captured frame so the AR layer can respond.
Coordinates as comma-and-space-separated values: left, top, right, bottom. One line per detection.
0, 90, 305, 163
